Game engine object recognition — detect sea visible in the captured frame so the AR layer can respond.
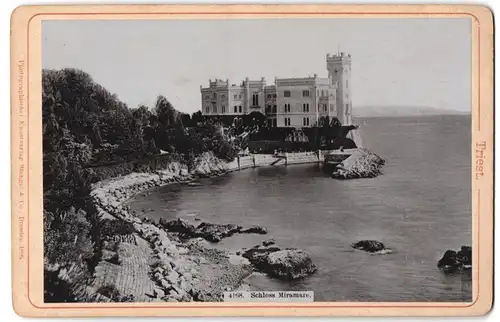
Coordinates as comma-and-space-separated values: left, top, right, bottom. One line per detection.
129, 115, 472, 302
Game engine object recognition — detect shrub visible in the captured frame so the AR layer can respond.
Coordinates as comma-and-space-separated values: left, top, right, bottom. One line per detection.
100, 219, 136, 238
44, 208, 94, 265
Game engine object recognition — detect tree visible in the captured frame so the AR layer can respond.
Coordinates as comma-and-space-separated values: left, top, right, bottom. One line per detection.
243, 111, 266, 128
154, 95, 183, 128
191, 111, 203, 125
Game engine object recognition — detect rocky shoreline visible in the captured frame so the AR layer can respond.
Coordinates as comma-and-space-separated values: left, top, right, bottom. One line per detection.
87, 152, 316, 302
84, 151, 467, 302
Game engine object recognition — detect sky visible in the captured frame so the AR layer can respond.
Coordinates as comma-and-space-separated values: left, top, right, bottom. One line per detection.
42, 18, 472, 115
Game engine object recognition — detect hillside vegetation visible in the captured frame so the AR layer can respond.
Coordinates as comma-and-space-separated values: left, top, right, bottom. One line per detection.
42, 68, 237, 301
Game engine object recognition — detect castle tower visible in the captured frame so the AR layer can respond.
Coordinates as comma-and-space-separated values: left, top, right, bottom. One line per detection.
326, 52, 353, 125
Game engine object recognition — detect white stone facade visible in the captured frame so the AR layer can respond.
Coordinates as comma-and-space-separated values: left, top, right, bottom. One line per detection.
200, 52, 353, 127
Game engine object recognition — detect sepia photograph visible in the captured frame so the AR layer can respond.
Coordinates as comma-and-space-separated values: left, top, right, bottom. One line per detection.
39, 16, 475, 304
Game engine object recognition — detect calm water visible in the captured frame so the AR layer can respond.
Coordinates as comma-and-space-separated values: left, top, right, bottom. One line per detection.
130, 115, 472, 302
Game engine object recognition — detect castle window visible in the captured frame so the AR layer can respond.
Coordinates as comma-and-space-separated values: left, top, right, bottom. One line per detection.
273, 105, 277, 113
222, 105, 226, 113
267, 94, 272, 99
213, 105, 217, 113
284, 90, 291, 97
206, 106, 210, 113
324, 104, 327, 112
239, 106, 242, 113
284, 104, 291, 113
303, 103, 309, 112
234, 106, 238, 113
284, 117, 291, 126
273, 118, 277, 127
302, 90, 310, 97
252, 93, 259, 106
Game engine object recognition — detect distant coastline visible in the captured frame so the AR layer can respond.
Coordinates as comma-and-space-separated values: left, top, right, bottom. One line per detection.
353, 106, 470, 118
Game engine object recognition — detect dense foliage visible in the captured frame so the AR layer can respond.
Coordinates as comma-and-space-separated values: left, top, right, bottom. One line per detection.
42, 68, 238, 301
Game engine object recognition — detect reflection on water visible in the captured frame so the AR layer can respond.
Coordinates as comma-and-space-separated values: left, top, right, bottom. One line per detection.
130, 115, 472, 302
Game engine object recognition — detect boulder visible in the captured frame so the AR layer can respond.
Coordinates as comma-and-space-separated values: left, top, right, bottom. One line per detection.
265, 249, 317, 280
262, 238, 275, 246
189, 288, 211, 302
166, 270, 180, 284
438, 246, 472, 272
242, 246, 281, 268
160, 279, 172, 290
332, 148, 385, 179
159, 218, 196, 236
437, 250, 459, 270
456, 246, 472, 266
153, 287, 165, 299
242, 245, 316, 280
240, 225, 268, 235
194, 222, 242, 242
351, 240, 390, 253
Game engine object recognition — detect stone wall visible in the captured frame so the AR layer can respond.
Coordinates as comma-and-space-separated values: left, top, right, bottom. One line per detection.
225, 151, 325, 170
238, 156, 255, 170
285, 151, 320, 165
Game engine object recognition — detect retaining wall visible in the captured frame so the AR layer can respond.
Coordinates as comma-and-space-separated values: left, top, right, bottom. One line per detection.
226, 151, 329, 170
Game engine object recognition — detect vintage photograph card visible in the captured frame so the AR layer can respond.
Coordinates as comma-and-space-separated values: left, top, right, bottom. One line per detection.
10, 4, 494, 317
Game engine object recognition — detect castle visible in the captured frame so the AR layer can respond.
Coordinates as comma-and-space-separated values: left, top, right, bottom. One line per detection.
200, 52, 353, 128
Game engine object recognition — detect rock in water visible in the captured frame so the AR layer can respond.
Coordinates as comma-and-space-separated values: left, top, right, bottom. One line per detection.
456, 246, 472, 266
262, 238, 275, 246
265, 249, 317, 280
437, 250, 459, 271
160, 218, 268, 242
194, 222, 242, 243
352, 240, 390, 253
160, 218, 196, 236
438, 246, 472, 272
242, 245, 316, 280
332, 148, 385, 179
242, 246, 282, 268
240, 225, 268, 235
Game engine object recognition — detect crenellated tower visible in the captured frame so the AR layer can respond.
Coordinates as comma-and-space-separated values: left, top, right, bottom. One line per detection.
326, 52, 352, 125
